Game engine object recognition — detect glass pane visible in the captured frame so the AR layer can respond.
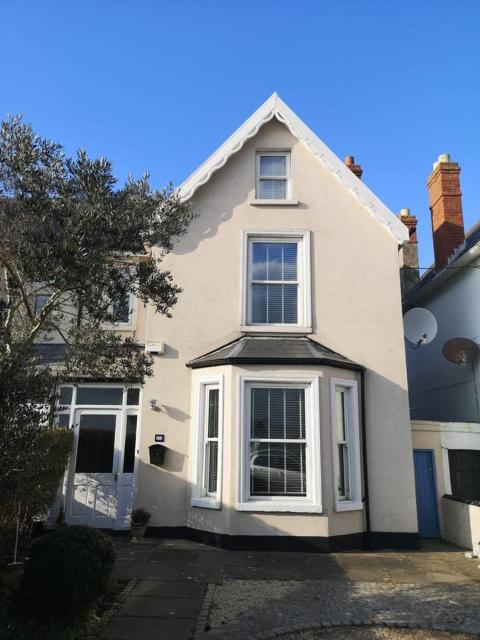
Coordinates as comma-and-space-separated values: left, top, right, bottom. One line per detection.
269, 388, 284, 439
34, 293, 49, 315
251, 284, 298, 324
259, 179, 287, 199
207, 389, 219, 438
259, 155, 286, 177
251, 388, 269, 438
282, 244, 297, 280
251, 388, 305, 440
267, 244, 283, 281
58, 413, 70, 428
252, 243, 297, 282
127, 388, 140, 406
112, 292, 130, 323
76, 387, 123, 405
283, 285, 298, 323
252, 243, 268, 280
251, 284, 267, 323
285, 389, 305, 439
266, 284, 283, 323
337, 443, 349, 499
207, 441, 218, 494
336, 390, 346, 441
250, 442, 306, 496
75, 414, 116, 473
123, 415, 137, 473
59, 386, 73, 405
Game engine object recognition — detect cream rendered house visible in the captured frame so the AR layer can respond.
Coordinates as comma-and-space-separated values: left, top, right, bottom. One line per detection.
58, 94, 418, 550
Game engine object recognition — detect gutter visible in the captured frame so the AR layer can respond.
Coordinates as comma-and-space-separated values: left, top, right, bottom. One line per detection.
360, 369, 371, 546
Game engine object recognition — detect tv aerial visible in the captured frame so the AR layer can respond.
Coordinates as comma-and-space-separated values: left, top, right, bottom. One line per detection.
403, 307, 438, 349
442, 338, 479, 366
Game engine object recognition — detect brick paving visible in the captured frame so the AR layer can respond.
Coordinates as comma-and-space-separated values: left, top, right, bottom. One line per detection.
101, 539, 480, 640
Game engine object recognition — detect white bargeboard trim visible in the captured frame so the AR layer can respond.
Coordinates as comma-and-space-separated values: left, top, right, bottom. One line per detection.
179, 93, 408, 244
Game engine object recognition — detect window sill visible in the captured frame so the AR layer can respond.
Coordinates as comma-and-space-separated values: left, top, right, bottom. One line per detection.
335, 500, 363, 512
191, 497, 221, 510
250, 199, 299, 207
237, 501, 322, 513
241, 325, 312, 334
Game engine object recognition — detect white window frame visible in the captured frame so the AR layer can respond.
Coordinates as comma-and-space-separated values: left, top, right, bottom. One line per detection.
237, 375, 321, 513
191, 375, 224, 509
111, 290, 136, 330
330, 378, 363, 512
256, 151, 291, 201
241, 230, 312, 333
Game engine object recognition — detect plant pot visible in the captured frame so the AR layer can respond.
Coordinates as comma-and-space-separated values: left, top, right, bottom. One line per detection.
131, 525, 147, 540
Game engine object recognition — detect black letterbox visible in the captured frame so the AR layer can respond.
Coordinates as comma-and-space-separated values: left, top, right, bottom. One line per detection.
149, 444, 167, 467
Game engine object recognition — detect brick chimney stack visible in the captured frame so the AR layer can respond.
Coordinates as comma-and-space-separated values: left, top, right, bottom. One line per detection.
344, 155, 363, 180
427, 154, 465, 271
399, 208, 419, 297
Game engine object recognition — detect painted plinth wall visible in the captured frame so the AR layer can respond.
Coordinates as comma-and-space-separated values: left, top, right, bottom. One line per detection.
132, 115, 418, 543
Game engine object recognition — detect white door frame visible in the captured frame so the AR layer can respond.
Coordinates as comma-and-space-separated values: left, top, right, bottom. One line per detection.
62, 384, 141, 530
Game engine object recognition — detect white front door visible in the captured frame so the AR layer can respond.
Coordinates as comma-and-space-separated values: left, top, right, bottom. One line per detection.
66, 409, 125, 528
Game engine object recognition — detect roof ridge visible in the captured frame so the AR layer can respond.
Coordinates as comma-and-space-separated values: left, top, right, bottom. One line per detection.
179, 94, 408, 245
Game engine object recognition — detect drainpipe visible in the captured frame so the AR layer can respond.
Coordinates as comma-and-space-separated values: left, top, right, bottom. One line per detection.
360, 369, 371, 548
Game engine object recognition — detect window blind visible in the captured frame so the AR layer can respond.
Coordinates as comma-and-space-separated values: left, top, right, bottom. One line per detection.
250, 387, 306, 496
251, 242, 298, 324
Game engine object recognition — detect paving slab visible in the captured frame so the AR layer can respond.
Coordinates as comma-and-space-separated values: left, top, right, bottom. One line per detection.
104, 538, 480, 640
132, 579, 205, 599
103, 615, 196, 640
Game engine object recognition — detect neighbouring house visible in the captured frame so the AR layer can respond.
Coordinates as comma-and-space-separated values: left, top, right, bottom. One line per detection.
51, 93, 419, 550
402, 154, 480, 552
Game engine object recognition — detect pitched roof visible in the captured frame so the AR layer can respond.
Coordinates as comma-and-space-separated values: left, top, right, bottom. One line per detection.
179, 93, 408, 245
187, 335, 364, 371
404, 220, 480, 304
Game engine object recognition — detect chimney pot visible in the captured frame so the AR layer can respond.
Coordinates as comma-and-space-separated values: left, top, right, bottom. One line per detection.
344, 155, 363, 180
400, 208, 411, 217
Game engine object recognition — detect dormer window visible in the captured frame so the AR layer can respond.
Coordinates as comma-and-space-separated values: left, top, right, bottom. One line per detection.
256, 152, 290, 200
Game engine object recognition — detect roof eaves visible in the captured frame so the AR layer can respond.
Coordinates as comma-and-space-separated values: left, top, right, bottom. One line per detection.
187, 355, 364, 372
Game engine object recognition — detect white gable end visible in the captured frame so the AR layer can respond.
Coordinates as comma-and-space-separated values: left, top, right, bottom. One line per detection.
179, 93, 408, 245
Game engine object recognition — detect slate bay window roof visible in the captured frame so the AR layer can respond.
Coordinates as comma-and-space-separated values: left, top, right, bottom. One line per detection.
187, 336, 364, 371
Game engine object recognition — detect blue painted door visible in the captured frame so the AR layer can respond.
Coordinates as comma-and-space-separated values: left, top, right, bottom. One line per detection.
413, 450, 440, 538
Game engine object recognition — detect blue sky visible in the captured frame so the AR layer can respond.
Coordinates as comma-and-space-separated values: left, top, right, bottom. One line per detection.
1, 1, 479, 268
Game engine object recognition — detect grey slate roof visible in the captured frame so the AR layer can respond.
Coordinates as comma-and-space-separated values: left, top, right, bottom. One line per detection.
187, 336, 363, 371
410, 220, 480, 293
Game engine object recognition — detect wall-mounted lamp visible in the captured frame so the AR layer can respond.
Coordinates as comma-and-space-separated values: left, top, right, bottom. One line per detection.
150, 398, 158, 411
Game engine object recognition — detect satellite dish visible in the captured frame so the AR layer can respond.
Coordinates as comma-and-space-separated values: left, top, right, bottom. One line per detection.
442, 338, 479, 366
403, 308, 438, 347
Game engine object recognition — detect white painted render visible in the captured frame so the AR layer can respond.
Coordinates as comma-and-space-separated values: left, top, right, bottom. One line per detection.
130, 115, 417, 537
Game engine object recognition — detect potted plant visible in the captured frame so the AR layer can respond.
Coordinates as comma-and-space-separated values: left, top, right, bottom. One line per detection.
131, 508, 151, 540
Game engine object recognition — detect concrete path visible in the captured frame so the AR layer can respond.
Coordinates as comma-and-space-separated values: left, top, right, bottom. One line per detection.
101, 539, 480, 640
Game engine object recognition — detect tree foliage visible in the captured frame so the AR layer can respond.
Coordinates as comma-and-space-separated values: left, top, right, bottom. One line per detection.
0, 115, 193, 558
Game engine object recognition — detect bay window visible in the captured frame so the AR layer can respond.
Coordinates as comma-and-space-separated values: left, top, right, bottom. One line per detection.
238, 377, 321, 512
